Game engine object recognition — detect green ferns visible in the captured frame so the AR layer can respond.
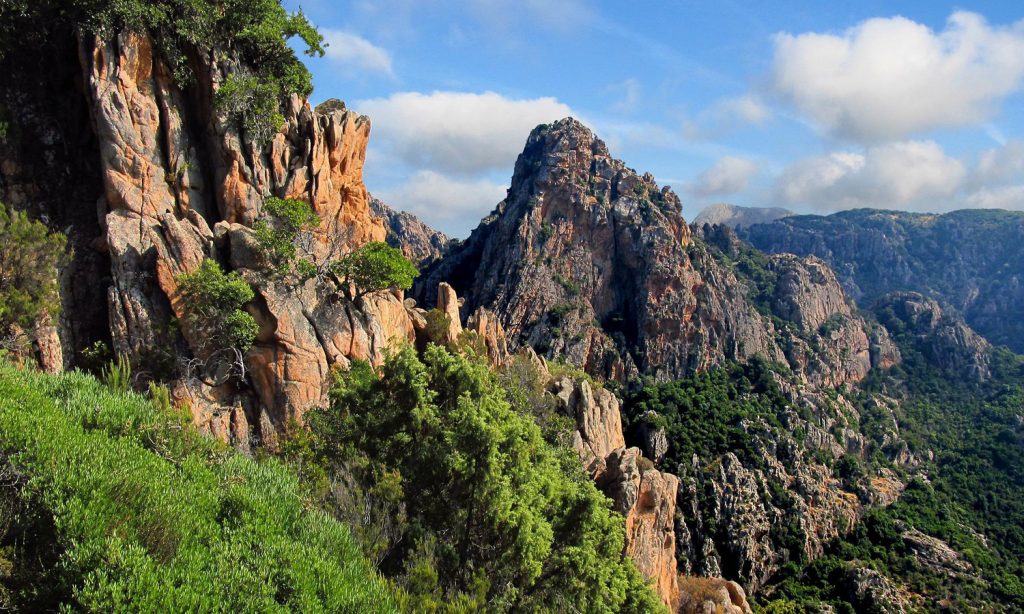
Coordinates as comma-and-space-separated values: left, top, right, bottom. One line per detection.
0, 361, 396, 612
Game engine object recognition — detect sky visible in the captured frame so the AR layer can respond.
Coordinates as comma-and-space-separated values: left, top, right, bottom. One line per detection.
283, 0, 1024, 237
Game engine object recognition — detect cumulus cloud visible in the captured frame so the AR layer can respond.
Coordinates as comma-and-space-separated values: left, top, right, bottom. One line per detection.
356, 91, 573, 175
975, 139, 1024, 183
322, 30, 395, 77
688, 156, 760, 197
375, 171, 507, 232
965, 185, 1024, 209
771, 11, 1024, 141
774, 141, 966, 210
683, 95, 771, 140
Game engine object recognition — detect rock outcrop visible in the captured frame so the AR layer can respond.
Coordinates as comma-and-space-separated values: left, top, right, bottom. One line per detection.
876, 292, 991, 381
420, 119, 850, 385
370, 196, 450, 265
70, 31, 413, 438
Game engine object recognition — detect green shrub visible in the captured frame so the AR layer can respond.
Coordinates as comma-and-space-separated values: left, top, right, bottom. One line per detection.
253, 196, 319, 276
175, 260, 258, 368
332, 242, 418, 301
0, 201, 67, 340
101, 353, 133, 394
0, 360, 397, 611
306, 345, 665, 612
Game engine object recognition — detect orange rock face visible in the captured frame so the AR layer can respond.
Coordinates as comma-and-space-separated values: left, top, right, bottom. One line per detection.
78, 32, 407, 439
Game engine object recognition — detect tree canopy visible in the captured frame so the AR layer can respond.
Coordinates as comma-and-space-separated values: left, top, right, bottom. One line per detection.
303, 344, 665, 612
0, 201, 67, 340
333, 242, 419, 300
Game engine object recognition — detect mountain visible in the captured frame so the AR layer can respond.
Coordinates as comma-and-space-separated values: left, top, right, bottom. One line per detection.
2, 5, 1023, 611
418, 118, 934, 598
369, 195, 450, 265
740, 208, 1024, 352
693, 203, 793, 229
418, 119, 891, 389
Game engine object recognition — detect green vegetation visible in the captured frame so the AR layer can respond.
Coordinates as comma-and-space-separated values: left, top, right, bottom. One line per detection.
1, 0, 324, 141
253, 196, 320, 277
333, 242, 419, 301
295, 344, 664, 613
761, 324, 1024, 611
0, 360, 396, 612
622, 357, 791, 469
0, 201, 67, 342
175, 259, 258, 361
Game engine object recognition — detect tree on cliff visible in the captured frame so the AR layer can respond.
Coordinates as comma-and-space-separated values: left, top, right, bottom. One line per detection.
0, 202, 67, 349
175, 259, 258, 383
1, 0, 324, 142
332, 242, 419, 301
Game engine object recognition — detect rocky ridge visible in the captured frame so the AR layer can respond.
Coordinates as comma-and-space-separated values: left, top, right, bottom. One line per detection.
370, 195, 450, 265
741, 208, 1024, 353
418, 119, 921, 599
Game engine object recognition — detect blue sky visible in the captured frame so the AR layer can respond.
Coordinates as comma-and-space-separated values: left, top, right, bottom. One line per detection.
284, 0, 1024, 237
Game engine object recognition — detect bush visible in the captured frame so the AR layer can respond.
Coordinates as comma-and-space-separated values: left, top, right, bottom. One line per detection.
253, 196, 319, 276
0, 359, 398, 611
332, 242, 418, 301
306, 345, 665, 612
0, 201, 67, 340
175, 260, 258, 373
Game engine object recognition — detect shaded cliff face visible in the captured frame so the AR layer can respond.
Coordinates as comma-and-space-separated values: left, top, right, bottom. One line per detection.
369, 196, 450, 265
741, 209, 1024, 353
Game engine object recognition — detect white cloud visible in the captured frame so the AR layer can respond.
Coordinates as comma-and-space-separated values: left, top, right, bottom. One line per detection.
965, 185, 1024, 210
609, 78, 642, 113
688, 156, 760, 197
771, 11, 1024, 141
714, 96, 771, 125
976, 139, 1024, 183
683, 95, 772, 140
356, 91, 573, 175
375, 171, 507, 231
322, 30, 395, 77
774, 141, 966, 210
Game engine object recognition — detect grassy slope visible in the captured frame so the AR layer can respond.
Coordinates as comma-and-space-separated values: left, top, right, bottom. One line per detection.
0, 361, 397, 612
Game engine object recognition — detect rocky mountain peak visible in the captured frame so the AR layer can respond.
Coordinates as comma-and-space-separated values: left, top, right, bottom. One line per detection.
419, 119, 890, 389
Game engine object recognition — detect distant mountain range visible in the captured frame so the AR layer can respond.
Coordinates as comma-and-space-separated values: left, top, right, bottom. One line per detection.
692, 203, 793, 229
740, 208, 1024, 353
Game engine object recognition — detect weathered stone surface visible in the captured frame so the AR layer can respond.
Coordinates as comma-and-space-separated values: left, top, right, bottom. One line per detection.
418, 118, 784, 383
599, 447, 680, 608
676, 576, 753, 614
845, 566, 912, 614
876, 292, 991, 380
370, 196, 450, 265
466, 307, 509, 366
550, 376, 626, 476
902, 529, 973, 577
436, 282, 463, 344
75, 32, 410, 438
